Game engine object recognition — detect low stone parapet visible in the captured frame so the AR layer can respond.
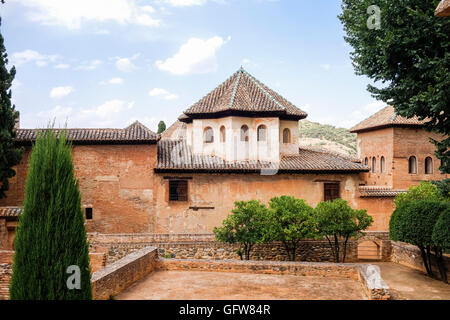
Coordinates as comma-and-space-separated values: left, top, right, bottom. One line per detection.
91, 246, 158, 300
358, 264, 390, 300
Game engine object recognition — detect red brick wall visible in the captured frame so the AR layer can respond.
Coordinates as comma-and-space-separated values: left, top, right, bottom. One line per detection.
392, 127, 449, 189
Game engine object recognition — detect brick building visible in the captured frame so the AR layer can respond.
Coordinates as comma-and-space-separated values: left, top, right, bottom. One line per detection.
0, 68, 448, 250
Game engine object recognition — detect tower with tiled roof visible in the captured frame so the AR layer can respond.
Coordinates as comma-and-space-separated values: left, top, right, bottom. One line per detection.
350, 105, 448, 189
177, 67, 308, 163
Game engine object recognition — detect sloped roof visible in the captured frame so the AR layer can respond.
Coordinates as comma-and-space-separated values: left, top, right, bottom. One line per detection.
0, 207, 23, 217
15, 121, 159, 144
161, 121, 187, 140
179, 68, 307, 122
350, 106, 426, 133
155, 140, 369, 173
359, 186, 407, 198
436, 0, 450, 17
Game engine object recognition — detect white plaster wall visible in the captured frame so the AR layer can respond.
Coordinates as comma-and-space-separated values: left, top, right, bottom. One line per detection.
279, 120, 300, 155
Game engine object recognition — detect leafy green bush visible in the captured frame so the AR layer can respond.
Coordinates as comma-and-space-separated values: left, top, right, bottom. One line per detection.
265, 196, 316, 261
394, 182, 442, 208
10, 130, 92, 300
389, 200, 448, 279
431, 179, 450, 200
432, 209, 450, 251
214, 200, 268, 260
315, 199, 373, 263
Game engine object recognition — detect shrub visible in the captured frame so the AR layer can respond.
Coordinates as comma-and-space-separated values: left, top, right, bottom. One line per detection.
389, 200, 448, 279
315, 199, 373, 263
265, 196, 316, 261
394, 182, 442, 208
214, 200, 268, 260
432, 209, 450, 250
9, 130, 92, 299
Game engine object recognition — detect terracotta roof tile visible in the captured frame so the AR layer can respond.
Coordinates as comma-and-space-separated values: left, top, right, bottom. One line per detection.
359, 186, 407, 198
155, 140, 369, 173
436, 0, 450, 17
0, 207, 23, 217
180, 68, 307, 122
350, 106, 426, 133
15, 121, 159, 144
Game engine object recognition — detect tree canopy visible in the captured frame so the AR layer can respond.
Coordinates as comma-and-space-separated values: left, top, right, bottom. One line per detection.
265, 196, 316, 261
10, 130, 92, 299
0, 17, 23, 199
157, 121, 166, 134
315, 199, 373, 262
339, 0, 450, 173
214, 200, 268, 260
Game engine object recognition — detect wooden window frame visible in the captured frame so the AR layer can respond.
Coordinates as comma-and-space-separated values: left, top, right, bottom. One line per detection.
168, 179, 188, 202
324, 182, 340, 202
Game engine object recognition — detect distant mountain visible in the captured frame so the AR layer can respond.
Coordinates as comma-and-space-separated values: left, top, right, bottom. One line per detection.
298, 120, 357, 157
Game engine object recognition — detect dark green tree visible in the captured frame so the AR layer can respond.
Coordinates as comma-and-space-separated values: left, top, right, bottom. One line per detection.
214, 200, 268, 260
265, 196, 316, 261
432, 209, 449, 283
315, 199, 373, 263
339, 0, 450, 173
10, 130, 92, 300
0, 16, 23, 199
157, 121, 166, 134
389, 200, 447, 279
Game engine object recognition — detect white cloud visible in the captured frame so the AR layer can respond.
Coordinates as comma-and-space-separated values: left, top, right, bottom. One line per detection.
156, 36, 228, 75
49, 86, 74, 99
149, 88, 179, 100
338, 100, 387, 128
76, 59, 102, 71
320, 64, 331, 71
164, 0, 208, 6
54, 63, 70, 69
116, 58, 136, 73
37, 105, 73, 120
14, 0, 161, 30
100, 77, 124, 85
10, 49, 59, 67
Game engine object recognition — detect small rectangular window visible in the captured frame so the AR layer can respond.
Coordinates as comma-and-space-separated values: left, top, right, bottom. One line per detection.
324, 183, 340, 202
85, 208, 93, 220
169, 180, 188, 202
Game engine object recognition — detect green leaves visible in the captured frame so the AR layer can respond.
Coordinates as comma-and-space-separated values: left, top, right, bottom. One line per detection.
339, 0, 450, 173
10, 130, 92, 300
394, 181, 443, 208
0, 20, 23, 199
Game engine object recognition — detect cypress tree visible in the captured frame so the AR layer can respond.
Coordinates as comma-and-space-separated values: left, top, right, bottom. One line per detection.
0, 16, 23, 199
10, 130, 92, 300
157, 121, 166, 134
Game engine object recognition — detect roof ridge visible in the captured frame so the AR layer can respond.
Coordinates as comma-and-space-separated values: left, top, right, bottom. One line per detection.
229, 68, 243, 109
241, 69, 286, 110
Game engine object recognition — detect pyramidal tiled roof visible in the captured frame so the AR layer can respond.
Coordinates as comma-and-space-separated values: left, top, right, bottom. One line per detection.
15, 121, 159, 144
179, 68, 307, 122
350, 106, 426, 133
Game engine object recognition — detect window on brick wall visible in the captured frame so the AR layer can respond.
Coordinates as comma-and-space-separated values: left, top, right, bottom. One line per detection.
380, 156, 386, 173
324, 182, 340, 202
425, 157, 433, 174
85, 208, 93, 220
408, 156, 417, 174
372, 157, 377, 173
169, 180, 188, 202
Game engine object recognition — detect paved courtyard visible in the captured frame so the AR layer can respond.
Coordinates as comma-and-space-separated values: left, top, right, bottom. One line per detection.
116, 270, 367, 300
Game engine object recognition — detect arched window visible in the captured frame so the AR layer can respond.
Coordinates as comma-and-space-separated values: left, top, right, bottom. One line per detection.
408, 156, 417, 174
220, 126, 226, 143
372, 157, 377, 173
380, 156, 386, 173
240, 125, 249, 142
425, 157, 433, 174
282, 128, 291, 143
203, 127, 214, 143
257, 125, 267, 142
364, 157, 368, 166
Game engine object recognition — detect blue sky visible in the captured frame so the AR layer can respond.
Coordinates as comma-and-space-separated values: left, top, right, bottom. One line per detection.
1, 0, 386, 131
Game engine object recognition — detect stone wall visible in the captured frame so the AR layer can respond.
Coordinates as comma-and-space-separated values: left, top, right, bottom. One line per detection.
88, 232, 391, 265
391, 241, 450, 281
91, 246, 158, 300
0, 263, 12, 300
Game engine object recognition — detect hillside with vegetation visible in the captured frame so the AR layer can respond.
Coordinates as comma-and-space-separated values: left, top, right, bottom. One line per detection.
298, 120, 357, 157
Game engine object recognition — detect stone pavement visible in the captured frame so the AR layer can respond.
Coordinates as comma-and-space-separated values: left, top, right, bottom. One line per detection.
116, 270, 367, 300
375, 262, 450, 300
